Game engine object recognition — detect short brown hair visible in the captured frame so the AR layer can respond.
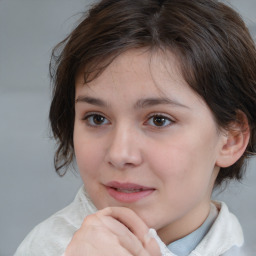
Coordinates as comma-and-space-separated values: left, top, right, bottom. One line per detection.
49, 0, 256, 186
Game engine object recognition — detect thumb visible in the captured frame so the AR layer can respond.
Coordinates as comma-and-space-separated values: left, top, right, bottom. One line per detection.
143, 230, 161, 256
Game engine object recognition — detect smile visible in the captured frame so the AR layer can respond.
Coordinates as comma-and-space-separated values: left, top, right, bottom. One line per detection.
105, 181, 155, 203
115, 188, 146, 193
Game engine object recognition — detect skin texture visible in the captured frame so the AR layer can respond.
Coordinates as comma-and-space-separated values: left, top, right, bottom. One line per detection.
65, 207, 160, 256
65, 49, 248, 255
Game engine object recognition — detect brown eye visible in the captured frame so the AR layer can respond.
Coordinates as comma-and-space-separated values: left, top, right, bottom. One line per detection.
153, 116, 167, 126
84, 114, 109, 126
93, 115, 105, 125
147, 115, 173, 127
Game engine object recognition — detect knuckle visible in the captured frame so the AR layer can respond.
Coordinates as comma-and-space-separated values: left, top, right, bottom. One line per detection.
81, 213, 103, 230
82, 214, 95, 225
101, 206, 113, 215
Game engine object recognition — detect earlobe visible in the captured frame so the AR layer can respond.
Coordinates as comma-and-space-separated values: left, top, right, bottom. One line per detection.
216, 113, 250, 168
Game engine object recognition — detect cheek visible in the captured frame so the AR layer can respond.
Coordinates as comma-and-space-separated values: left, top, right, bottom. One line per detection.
73, 129, 103, 181
147, 142, 215, 221
148, 136, 217, 193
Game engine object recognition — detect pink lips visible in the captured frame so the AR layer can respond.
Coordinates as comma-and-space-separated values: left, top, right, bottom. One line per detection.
105, 181, 155, 203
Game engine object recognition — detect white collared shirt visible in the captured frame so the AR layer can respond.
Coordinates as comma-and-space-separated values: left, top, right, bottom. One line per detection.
14, 186, 245, 256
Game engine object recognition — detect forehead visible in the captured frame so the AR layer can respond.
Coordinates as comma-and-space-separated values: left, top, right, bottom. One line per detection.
75, 49, 205, 107
77, 49, 184, 91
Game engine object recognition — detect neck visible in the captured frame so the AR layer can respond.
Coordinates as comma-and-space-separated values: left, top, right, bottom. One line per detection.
157, 199, 211, 245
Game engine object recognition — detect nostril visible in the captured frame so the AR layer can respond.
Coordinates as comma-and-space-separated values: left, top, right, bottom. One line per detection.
105, 129, 143, 168
107, 153, 142, 170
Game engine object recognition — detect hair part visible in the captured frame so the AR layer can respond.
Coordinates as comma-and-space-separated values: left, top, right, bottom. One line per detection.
49, 0, 256, 186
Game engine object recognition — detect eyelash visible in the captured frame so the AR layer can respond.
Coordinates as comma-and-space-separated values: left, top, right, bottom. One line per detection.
82, 112, 110, 127
145, 114, 174, 128
82, 112, 174, 128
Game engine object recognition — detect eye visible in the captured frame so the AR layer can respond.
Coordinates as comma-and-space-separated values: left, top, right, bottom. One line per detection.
83, 113, 110, 127
146, 114, 173, 127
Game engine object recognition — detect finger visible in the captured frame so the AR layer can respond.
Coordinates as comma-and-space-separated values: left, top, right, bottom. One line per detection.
93, 214, 150, 256
144, 235, 162, 256
98, 207, 149, 245
97, 207, 161, 255
66, 217, 134, 256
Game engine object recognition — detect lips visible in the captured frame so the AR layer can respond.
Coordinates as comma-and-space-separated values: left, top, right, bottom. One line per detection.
105, 181, 155, 203
115, 188, 145, 193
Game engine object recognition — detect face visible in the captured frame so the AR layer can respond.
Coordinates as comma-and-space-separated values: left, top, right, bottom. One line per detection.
74, 49, 226, 243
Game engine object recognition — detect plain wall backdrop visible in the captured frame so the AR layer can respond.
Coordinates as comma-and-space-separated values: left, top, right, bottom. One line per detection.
0, 0, 255, 255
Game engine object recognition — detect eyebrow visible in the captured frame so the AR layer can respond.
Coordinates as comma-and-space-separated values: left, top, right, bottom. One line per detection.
134, 97, 189, 109
75, 96, 107, 107
75, 96, 189, 109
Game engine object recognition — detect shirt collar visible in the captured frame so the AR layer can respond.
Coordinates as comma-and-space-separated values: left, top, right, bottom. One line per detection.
167, 203, 218, 256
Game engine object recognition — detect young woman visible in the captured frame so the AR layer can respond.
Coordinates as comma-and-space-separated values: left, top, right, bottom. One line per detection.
15, 0, 256, 255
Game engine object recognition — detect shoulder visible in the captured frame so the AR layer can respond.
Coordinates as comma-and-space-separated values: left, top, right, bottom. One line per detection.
221, 244, 251, 256
191, 201, 244, 256
14, 186, 96, 256
14, 213, 74, 256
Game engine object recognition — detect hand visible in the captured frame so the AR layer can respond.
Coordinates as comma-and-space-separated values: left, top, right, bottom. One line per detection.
64, 207, 161, 256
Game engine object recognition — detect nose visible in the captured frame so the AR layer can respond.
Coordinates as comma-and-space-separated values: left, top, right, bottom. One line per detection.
106, 124, 143, 170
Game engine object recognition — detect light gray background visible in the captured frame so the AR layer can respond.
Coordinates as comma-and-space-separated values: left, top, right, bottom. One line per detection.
0, 0, 255, 255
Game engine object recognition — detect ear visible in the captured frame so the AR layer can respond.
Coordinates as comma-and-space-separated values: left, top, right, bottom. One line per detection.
216, 112, 250, 168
